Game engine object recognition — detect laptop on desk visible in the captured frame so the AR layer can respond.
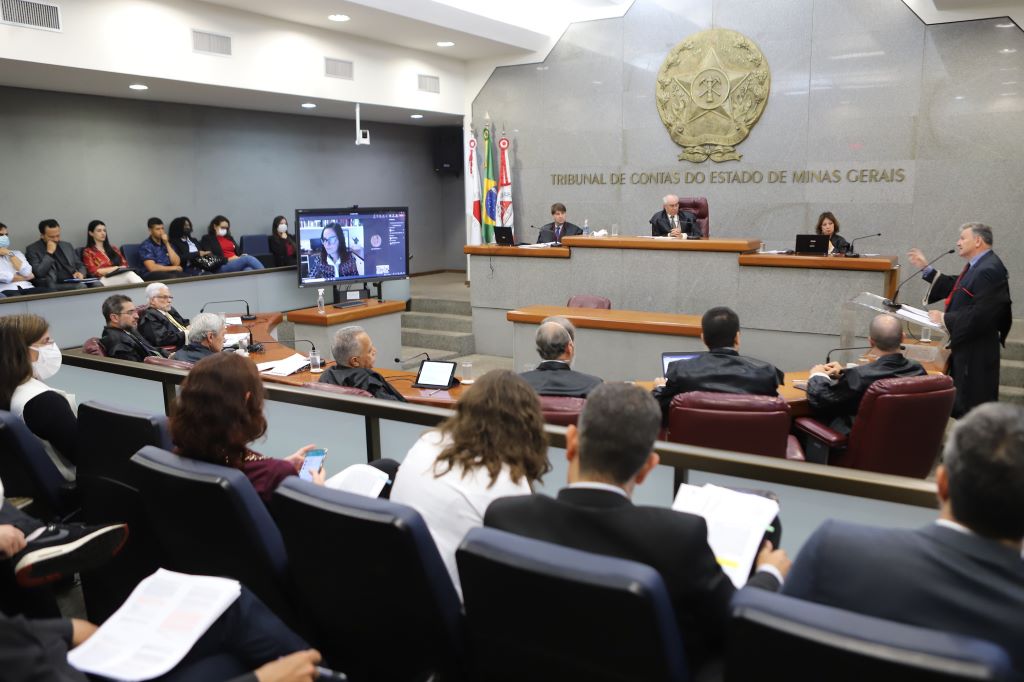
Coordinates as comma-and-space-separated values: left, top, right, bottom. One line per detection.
794, 234, 828, 255
494, 227, 516, 246
661, 352, 702, 377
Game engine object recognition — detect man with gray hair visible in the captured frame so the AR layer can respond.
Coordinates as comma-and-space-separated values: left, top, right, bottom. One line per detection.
318, 325, 406, 401
805, 313, 926, 432
171, 312, 225, 363
519, 316, 602, 398
784, 403, 1024, 671
649, 193, 698, 238
138, 282, 189, 350
486, 382, 789, 674
908, 223, 1012, 417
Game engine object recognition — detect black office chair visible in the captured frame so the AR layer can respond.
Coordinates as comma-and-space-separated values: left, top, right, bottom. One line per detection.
456, 527, 688, 682
272, 478, 466, 680
129, 446, 306, 636
0, 409, 77, 521
76, 402, 173, 622
726, 589, 1014, 681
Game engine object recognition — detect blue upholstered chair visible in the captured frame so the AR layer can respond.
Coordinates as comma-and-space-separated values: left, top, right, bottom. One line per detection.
121, 243, 143, 270
272, 478, 466, 680
0, 409, 77, 521
456, 527, 688, 682
726, 589, 1014, 681
238, 234, 274, 267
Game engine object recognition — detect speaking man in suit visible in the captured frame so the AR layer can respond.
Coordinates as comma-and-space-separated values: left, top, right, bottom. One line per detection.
806, 313, 927, 432
908, 223, 1012, 418
519, 316, 602, 398
536, 203, 581, 243
24, 219, 87, 291
486, 382, 789, 673
649, 194, 699, 238
653, 306, 783, 425
784, 402, 1024, 672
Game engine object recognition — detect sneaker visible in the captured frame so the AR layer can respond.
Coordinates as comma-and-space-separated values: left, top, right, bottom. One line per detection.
14, 523, 129, 587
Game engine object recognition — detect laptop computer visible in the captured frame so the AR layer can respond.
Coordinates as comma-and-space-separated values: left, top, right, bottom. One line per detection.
794, 234, 828, 255
411, 360, 459, 389
661, 352, 702, 377
494, 227, 516, 246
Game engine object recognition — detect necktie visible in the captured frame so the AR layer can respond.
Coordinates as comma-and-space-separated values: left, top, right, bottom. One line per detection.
161, 309, 188, 334
555, 225, 562, 242
945, 263, 970, 309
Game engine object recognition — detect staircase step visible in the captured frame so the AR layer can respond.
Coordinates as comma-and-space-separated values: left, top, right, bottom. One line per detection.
402, 327, 475, 355
396, 346, 460, 370
1002, 337, 1024, 362
401, 311, 472, 333
999, 385, 1024, 406
999, 359, 1024, 387
409, 297, 472, 316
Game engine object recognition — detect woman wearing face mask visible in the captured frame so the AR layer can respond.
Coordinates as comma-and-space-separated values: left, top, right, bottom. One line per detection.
0, 223, 35, 297
0, 314, 77, 480
306, 224, 359, 279
199, 215, 264, 273
168, 216, 212, 275
268, 215, 297, 267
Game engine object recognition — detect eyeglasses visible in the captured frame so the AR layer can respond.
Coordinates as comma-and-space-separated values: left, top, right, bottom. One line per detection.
323, 236, 340, 245
155, 295, 173, 300
119, 308, 138, 316
666, 203, 679, 208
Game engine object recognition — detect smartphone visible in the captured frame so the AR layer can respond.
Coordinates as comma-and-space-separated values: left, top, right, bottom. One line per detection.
299, 448, 327, 481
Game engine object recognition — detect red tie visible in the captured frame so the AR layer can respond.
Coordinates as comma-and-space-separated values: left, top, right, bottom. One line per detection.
945, 263, 970, 309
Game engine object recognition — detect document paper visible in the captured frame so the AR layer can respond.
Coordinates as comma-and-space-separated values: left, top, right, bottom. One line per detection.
67, 569, 241, 681
672, 483, 779, 588
257, 353, 310, 376
326, 463, 391, 498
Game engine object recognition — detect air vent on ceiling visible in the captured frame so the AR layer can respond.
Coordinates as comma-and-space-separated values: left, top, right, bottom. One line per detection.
325, 57, 354, 80
192, 29, 232, 56
1, 0, 62, 32
418, 74, 441, 94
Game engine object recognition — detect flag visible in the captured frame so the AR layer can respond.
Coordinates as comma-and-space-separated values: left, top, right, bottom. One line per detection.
481, 125, 497, 244
496, 134, 514, 238
467, 135, 482, 245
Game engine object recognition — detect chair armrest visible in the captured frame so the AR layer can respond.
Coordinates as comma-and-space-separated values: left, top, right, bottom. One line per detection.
793, 417, 848, 448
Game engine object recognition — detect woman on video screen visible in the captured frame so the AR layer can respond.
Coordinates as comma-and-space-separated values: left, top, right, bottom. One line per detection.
307, 223, 359, 278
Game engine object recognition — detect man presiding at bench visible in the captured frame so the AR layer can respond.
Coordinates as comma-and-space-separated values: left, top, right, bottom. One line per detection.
519, 316, 602, 398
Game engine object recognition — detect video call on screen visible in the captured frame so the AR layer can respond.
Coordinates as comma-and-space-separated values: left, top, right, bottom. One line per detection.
298, 209, 408, 282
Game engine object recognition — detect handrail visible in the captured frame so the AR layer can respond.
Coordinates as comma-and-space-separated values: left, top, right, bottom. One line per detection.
61, 349, 938, 509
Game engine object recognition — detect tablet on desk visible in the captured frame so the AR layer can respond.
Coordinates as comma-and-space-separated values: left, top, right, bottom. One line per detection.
411, 360, 458, 389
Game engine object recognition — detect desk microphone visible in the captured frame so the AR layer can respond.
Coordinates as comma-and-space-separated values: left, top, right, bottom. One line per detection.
883, 249, 955, 309
394, 351, 430, 364
200, 299, 257, 321
824, 344, 905, 364
844, 232, 881, 258
247, 338, 317, 355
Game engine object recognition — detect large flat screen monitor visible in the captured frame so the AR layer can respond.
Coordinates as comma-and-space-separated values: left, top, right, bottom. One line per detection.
296, 206, 409, 288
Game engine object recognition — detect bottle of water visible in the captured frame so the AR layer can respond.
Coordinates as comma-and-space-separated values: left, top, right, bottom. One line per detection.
583, 219, 590, 236
317, 288, 326, 315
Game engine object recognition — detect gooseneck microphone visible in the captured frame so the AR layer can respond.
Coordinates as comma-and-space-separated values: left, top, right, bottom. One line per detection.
883, 249, 955, 309
247, 338, 317, 355
394, 351, 431, 365
844, 232, 881, 258
200, 299, 257, 321
824, 344, 905, 364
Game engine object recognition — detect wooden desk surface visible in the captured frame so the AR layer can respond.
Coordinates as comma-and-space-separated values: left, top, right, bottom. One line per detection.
508, 305, 702, 337
463, 245, 571, 258
286, 299, 406, 326
561, 235, 761, 252
738, 253, 898, 272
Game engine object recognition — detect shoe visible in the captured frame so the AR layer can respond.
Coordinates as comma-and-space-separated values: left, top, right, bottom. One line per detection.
14, 523, 129, 587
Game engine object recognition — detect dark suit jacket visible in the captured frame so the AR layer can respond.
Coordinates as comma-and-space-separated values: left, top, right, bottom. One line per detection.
24, 240, 86, 288
924, 250, 1012, 417
519, 361, 602, 397
319, 365, 407, 402
536, 222, 582, 244
138, 306, 189, 349
268, 234, 297, 267
170, 236, 205, 271
784, 520, 1024, 672
486, 487, 779, 671
649, 210, 700, 238
100, 326, 166, 362
826, 233, 850, 254
807, 353, 926, 430
654, 348, 782, 424
171, 343, 215, 363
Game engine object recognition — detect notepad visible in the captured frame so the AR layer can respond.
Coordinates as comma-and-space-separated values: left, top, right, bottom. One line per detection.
256, 353, 310, 376
326, 463, 391, 498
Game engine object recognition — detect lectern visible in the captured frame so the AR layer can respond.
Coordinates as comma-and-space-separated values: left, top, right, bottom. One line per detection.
839, 292, 946, 366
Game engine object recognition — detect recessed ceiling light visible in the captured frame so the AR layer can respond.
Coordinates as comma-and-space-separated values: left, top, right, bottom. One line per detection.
954, 95, 965, 100
996, 22, 1015, 28
410, 114, 424, 119
436, 41, 455, 47
328, 14, 350, 22
1000, 48, 1017, 54
1000, 92, 1018, 96
1003, 81, 1018, 85
129, 84, 149, 91
301, 102, 317, 109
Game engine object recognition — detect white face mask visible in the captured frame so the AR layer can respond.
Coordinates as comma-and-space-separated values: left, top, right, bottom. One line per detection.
277, 224, 288, 234
32, 342, 62, 381
217, 228, 228, 237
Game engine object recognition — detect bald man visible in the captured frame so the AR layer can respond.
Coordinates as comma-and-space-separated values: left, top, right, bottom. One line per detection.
519, 316, 603, 398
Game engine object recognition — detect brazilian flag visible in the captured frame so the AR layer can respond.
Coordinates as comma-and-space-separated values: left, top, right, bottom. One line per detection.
481, 126, 496, 244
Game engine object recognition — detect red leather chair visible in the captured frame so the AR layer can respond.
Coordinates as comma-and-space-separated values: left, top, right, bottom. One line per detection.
679, 197, 710, 238
667, 392, 804, 460
83, 337, 107, 357
302, 382, 374, 398
566, 295, 611, 309
143, 356, 194, 370
539, 396, 585, 426
794, 375, 954, 478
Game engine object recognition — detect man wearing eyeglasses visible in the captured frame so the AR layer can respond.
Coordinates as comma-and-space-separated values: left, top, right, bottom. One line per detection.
138, 282, 189, 350
649, 194, 699, 239
99, 294, 167, 362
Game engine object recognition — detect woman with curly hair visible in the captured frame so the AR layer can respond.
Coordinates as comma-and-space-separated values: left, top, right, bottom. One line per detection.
390, 370, 550, 597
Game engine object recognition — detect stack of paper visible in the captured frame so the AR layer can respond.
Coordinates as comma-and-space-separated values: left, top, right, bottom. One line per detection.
672, 484, 779, 587
326, 463, 391, 498
223, 332, 251, 347
256, 353, 310, 376
68, 569, 241, 681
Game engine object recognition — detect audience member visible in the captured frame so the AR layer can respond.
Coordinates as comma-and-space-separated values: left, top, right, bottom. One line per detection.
168, 216, 211, 275
391, 370, 549, 596
269, 215, 297, 267
137, 217, 184, 279
653, 306, 782, 424
306, 223, 358, 278
815, 211, 849, 255
486, 382, 789, 673
0, 314, 78, 479
171, 353, 324, 503
783, 402, 1024, 671
81, 220, 143, 285
805, 313, 926, 432
536, 203, 581, 244
199, 215, 264, 273
25, 219, 87, 291
138, 282, 189, 349
172, 312, 225, 363
519, 316, 602, 397
319, 326, 406, 401
0, 222, 35, 296
99, 294, 166, 362
650, 193, 699, 238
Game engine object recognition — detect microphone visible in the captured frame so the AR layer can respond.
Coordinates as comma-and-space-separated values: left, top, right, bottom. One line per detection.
200, 299, 257, 321
843, 232, 881, 258
825, 344, 906, 364
394, 351, 430, 365
248, 338, 317, 355
883, 249, 955, 309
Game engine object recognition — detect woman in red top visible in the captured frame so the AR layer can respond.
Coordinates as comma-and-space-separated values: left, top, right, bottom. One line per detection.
82, 220, 135, 278
198, 215, 264, 273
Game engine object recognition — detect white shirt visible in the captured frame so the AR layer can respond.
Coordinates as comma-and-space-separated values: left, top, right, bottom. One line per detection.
0, 250, 34, 292
10, 378, 77, 481
390, 430, 532, 598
